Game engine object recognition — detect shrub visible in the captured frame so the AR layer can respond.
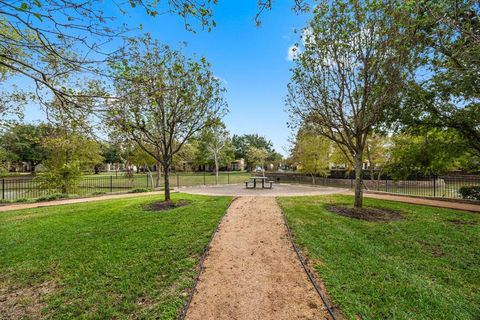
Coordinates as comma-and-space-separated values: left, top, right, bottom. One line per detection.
92, 191, 107, 196
458, 186, 480, 200
14, 198, 28, 203
36, 193, 70, 202
128, 188, 150, 193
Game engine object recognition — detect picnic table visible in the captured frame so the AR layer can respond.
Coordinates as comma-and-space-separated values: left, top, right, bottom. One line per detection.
245, 176, 273, 189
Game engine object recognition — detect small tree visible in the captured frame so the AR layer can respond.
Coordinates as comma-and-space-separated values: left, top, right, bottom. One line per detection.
247, 146, 269, 176
109, 36, 227, 202
198, 122, 233, 183
37, 132, 103, 194
291, 130, 331, 183
287, 0, 413, 208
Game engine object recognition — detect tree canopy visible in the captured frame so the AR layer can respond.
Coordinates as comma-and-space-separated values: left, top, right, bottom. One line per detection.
108, 36, 227, 201
287, 0, 415, 207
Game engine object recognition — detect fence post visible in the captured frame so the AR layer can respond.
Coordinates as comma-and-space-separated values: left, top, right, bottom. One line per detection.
146, 174, 149, 189
204, 171, 206, 185
433, 175, 436, 197
176, 173, 179, 187
228, 173, 230, 184
1, 179, 4, 200
110, 176, 113, 193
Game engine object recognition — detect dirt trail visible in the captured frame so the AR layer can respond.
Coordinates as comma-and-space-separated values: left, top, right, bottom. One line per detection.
185, 197, 331, 320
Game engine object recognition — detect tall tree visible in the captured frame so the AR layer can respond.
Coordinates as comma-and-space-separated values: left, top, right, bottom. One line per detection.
232, 133, 277, 169
287, 0, 414, 208
392, 0, 480, 156
108, 36, 227, 202
385, 129, 470, 179
0, 123, 52, 172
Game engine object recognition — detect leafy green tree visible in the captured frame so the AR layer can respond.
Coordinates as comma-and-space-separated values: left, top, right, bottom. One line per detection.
385, 129, 468, 180
232, 134, 277, 169
291, 130, 331, 183
247, 146, 269, 175
0, 146, 8, 174
101, 143, 124, 167
108, 36, 227, 202
0, 123, 53, 172
36, 132, 103, 194
127, 145, 157, 188
197, 122, 234, 183
391, 1, 480, 156
287, 0, 414, 208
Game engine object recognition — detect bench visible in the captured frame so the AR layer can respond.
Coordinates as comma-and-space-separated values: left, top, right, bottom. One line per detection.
245, 181, 255, 189
263, 180, 274, 189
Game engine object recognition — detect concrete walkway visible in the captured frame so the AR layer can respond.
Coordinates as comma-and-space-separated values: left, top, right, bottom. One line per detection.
0, 191, 166, 213
362, 192, 480, 213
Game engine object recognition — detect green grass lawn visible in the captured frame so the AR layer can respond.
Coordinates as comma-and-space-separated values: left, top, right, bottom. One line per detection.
0, 193, 231, 319
278, 194, 480, 320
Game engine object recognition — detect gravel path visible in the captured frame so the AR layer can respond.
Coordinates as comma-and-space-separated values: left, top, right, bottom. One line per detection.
185, 197, 332, 320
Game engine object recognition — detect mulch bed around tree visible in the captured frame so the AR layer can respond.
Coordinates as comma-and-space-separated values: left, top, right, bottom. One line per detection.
326, 205, 403, 222
144, 200, 191, 211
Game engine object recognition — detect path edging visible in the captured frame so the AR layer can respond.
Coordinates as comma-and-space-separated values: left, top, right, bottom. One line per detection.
178, 196, 238, 320
276, 198, 339, 320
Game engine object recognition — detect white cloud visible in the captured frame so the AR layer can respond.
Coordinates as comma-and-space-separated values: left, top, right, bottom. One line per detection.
286, 44, 300, 61
301, 28, 314, 46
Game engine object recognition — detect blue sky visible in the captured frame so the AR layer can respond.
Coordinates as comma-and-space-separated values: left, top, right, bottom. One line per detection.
23, 1, 311, 156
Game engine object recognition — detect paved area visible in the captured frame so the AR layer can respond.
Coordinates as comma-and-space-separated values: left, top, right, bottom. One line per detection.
185, 197, 332, 320
180, 183, 347, 197
362, 192, 480, 213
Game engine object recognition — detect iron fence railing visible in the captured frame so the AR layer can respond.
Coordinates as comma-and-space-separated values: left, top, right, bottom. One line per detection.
267, 172, 480, 200
2, 171, 479, 202
0, 172, 251, 202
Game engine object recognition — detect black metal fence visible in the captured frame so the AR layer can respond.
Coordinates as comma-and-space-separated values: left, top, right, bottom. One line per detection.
0, 172, 250, 202
3, 171, 479, 202
266, 172, 480, 200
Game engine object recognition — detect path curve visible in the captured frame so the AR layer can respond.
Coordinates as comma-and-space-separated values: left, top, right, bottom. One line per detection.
185, 197, 332, 320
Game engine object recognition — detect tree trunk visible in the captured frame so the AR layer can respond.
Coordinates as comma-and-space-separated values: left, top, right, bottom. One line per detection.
311, 173, 316, 184
163, 164, 171, 202
354, 150, 364, 208
155, 161, 162, 188
145, 164, 154, 190
214, 154, 219, 184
